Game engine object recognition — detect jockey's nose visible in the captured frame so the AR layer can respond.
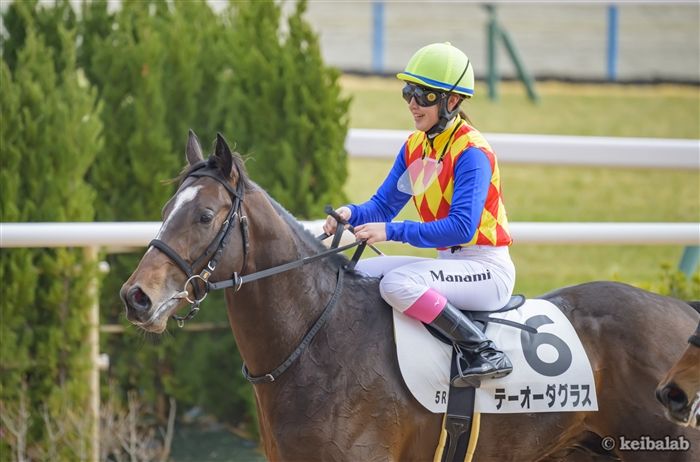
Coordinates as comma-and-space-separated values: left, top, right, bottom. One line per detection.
121, 285, 152, 318
656, 383, 688, 412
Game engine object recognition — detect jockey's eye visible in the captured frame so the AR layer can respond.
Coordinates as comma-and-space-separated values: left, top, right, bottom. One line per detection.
199, 211, 214, 224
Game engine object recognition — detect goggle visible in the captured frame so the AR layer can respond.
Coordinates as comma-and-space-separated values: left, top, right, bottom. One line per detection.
402, 83, 444, 107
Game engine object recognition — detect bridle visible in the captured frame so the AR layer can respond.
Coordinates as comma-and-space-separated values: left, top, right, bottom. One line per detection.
147, 157, 370, 321
149, 159, 249, 324
146, 157, 377, 383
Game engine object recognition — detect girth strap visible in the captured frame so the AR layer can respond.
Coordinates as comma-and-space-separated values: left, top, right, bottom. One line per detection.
439, 353, 478, 462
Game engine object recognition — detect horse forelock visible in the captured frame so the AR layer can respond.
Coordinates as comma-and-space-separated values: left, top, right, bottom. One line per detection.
265, 194, 349, 269
175, 152, 254, 192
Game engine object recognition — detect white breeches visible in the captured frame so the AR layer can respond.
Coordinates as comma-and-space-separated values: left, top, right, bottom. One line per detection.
355, 246, 515, 314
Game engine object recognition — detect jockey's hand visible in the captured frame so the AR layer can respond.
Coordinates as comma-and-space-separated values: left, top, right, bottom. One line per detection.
323, 206, 352, 236
353, 223, 387, 245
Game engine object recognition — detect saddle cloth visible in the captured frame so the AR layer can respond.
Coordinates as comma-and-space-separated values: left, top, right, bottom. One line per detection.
393, 298, 598, 414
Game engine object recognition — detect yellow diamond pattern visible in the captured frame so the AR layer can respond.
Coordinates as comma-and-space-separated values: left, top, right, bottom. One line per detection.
479, 209, 498, 245
404, 118, 512, 247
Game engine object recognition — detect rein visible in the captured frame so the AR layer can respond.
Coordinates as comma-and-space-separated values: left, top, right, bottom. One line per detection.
242, 267, 345, 384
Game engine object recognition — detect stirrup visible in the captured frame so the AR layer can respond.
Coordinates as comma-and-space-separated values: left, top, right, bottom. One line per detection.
451, 346, 512, 388
452, 347, 482, 388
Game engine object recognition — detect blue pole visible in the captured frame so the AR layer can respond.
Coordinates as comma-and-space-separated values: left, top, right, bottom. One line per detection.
679, 246, 700, 278
607, 5, 618, 81
372, 1, 385, 74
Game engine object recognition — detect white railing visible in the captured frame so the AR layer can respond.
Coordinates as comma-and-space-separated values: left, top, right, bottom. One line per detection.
1, 221, 699, 248
346, 129, 700, 169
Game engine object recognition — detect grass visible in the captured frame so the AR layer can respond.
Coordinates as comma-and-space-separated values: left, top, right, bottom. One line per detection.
342, 76, 700, 138
340, 76, 700, 296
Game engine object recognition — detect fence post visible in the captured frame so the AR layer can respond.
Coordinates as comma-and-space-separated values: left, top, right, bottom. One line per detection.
499, 27, 540, 102
485, 4, 499, 101
84, 246, 100, 462
372, 1, 385, 74
483, 4, 538, 102
607, 5, 619, 81
679, 246, 700, 278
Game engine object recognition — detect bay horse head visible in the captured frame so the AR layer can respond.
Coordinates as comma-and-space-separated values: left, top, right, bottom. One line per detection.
656, 316, 700, 430
120, 131, 253, 333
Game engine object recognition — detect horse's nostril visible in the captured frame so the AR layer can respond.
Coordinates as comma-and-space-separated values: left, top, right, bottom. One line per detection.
656, 387, 667, 405
127, 286, 151, 312
658, 384, 688, 412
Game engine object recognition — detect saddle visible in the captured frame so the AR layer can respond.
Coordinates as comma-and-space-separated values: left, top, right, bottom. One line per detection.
425, 294, 531, 345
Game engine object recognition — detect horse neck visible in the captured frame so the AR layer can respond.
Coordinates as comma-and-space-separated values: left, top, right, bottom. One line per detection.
225, 191, 341, 376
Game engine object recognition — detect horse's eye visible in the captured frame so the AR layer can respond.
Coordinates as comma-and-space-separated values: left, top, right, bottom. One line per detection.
199, 212, 214, 224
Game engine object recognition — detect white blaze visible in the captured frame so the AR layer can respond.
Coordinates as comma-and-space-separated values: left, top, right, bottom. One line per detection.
146, 185, 202, 253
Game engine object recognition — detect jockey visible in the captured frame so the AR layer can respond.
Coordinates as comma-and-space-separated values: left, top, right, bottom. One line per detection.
324, 42, 515, 387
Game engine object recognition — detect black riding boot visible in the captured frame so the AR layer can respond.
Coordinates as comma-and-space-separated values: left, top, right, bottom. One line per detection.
430, 302, 513, 387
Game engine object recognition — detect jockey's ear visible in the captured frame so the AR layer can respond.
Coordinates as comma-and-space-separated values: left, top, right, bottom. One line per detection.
214, 132, 234, 179
448, 94, 463, 112
186, 129, 204, 166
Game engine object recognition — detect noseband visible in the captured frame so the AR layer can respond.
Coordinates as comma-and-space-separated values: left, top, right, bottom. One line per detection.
149, 160, 249, 324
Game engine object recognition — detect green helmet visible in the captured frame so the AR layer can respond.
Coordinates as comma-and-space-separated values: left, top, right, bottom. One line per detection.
397, 42, 474, 98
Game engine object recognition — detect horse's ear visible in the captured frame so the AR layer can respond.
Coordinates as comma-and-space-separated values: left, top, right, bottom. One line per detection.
186, 129, 204, 166
214, 132, 234, 179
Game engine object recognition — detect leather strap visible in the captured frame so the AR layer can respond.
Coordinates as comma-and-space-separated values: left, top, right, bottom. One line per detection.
440, 351, 477, 462
242, 267, 345, 384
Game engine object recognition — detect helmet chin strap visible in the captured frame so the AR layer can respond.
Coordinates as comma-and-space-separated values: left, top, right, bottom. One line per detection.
425, 59, 470, 138
426, 97, 461, 138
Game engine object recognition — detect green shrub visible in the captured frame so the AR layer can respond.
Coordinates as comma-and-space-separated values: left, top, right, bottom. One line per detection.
644, 264, 700, 300
0, 18, 102, 459
219, 0, 350, 218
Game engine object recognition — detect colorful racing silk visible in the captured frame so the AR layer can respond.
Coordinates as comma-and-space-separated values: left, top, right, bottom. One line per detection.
405, 119, 511, 247
348, 117, 512, 249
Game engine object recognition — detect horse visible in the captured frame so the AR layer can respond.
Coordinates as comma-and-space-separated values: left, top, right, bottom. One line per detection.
121, 131, 699, 461
656, 302, 700, 430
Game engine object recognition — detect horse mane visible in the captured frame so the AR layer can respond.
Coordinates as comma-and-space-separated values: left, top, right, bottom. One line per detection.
265, 194, 350, 269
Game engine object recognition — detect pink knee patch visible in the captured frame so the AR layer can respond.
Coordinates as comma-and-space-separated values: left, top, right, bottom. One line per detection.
403, 288, 446, 323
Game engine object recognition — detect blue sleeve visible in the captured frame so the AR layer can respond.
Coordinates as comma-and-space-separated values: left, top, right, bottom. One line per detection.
384, 146, 492, 248
346, 144, 412, 226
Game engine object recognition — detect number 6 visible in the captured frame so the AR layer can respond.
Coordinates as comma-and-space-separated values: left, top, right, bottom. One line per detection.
520, 315, 572, 377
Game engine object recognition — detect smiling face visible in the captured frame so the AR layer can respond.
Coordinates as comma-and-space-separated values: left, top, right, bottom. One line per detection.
408, 97, 440, 132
